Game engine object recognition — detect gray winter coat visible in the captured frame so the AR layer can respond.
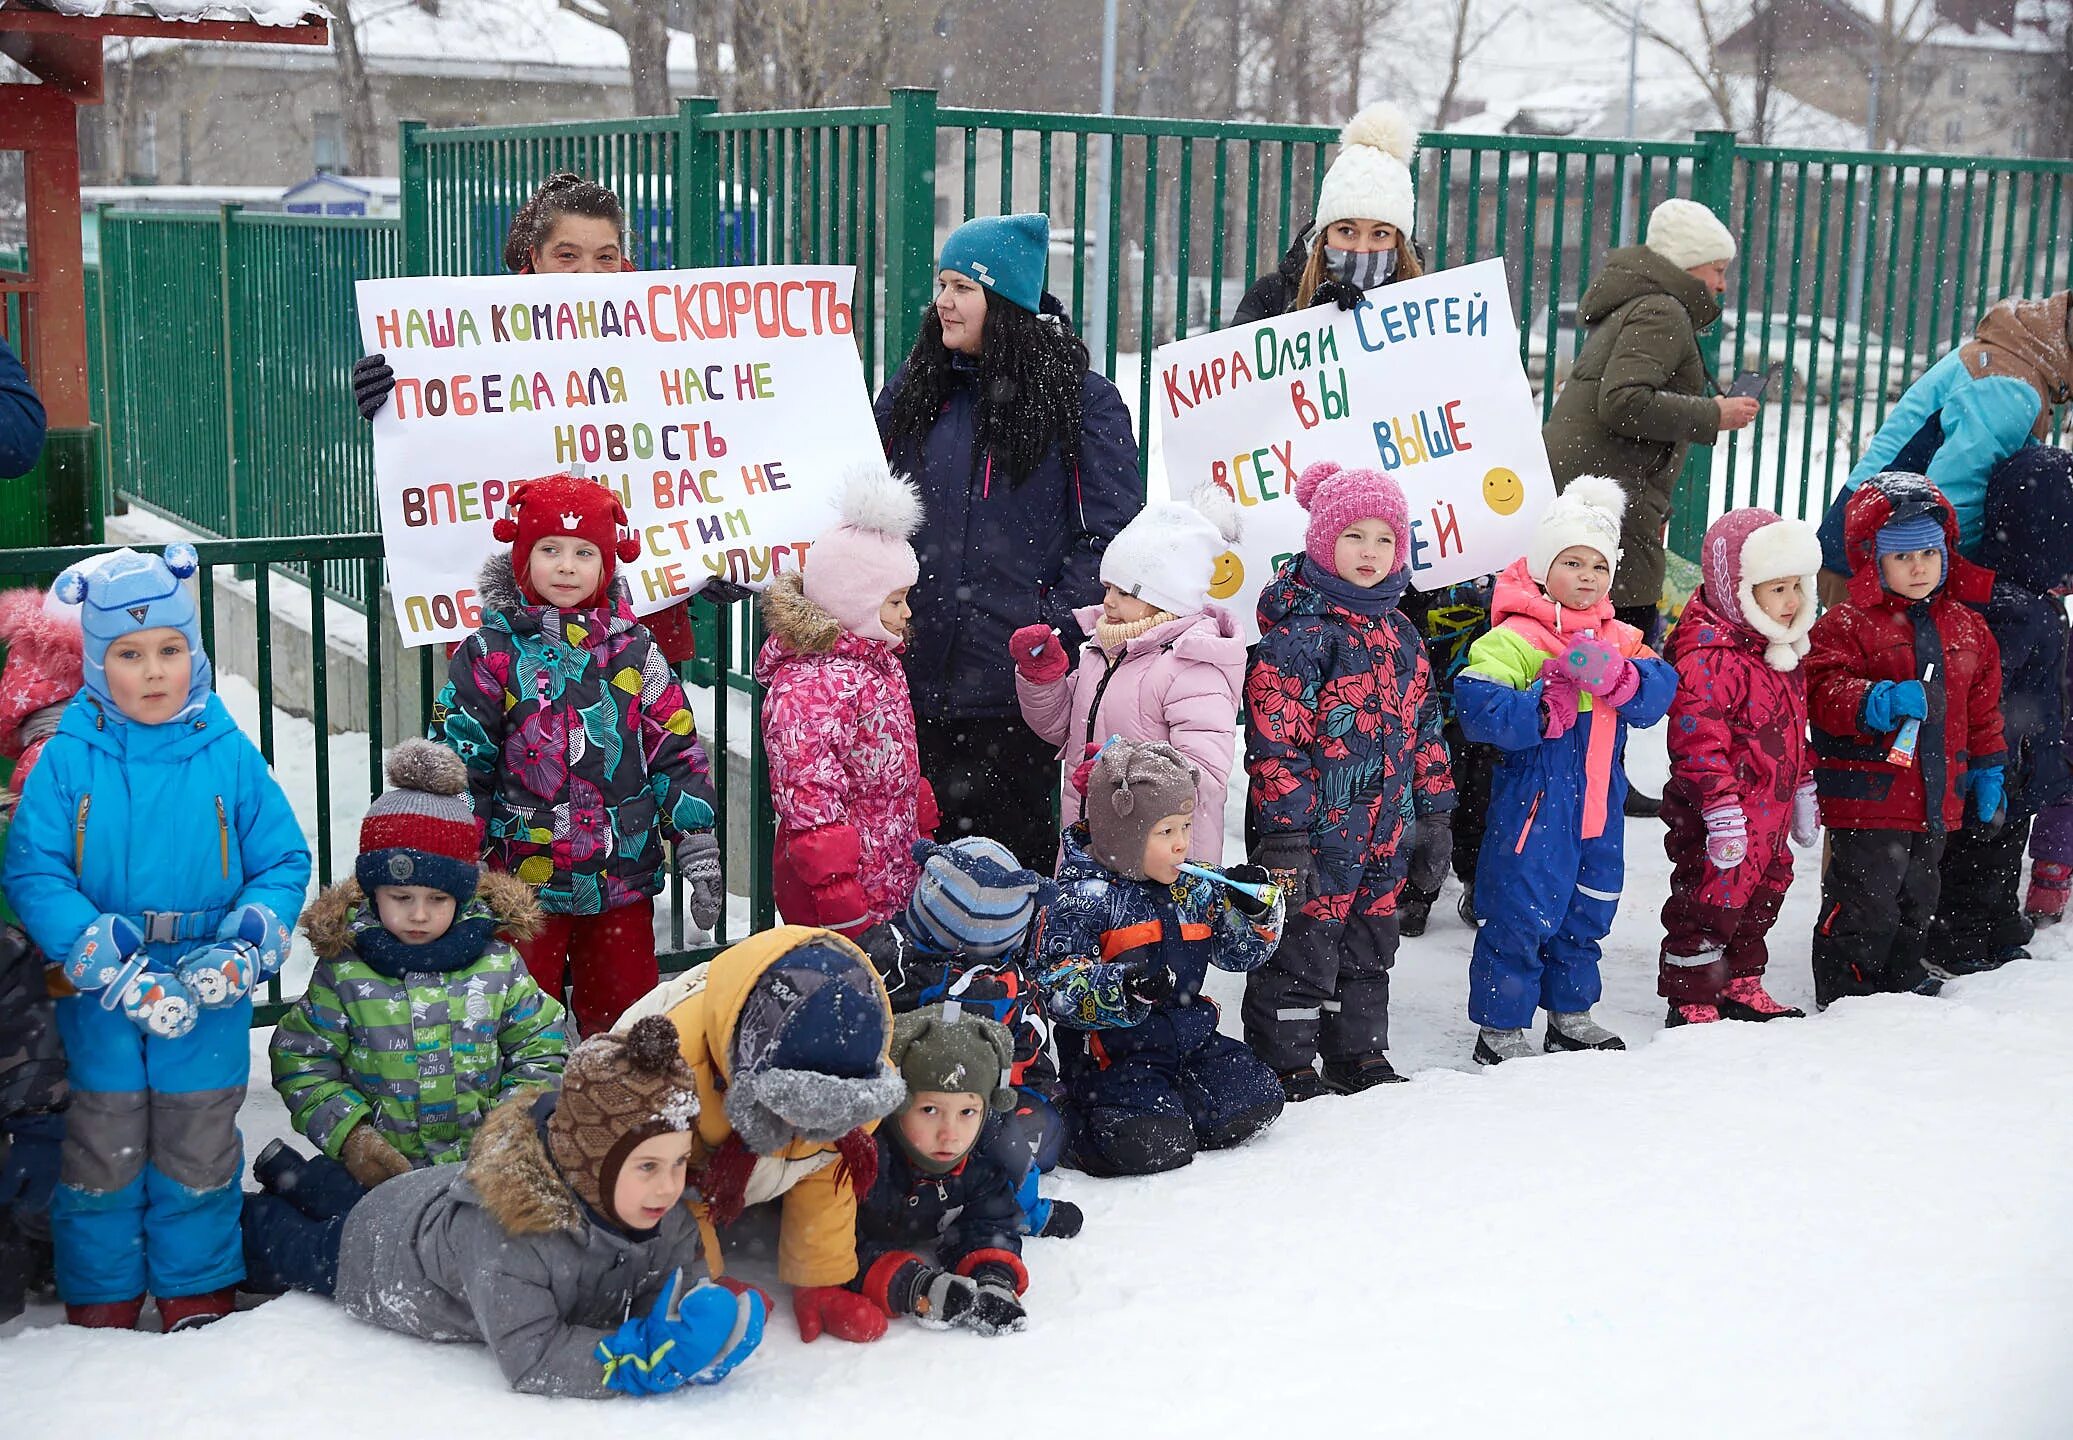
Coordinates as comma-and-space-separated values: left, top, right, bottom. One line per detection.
334, 1089, 700, 1399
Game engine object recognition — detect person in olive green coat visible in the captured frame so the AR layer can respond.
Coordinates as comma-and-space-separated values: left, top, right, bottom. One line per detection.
1542, 199, 1762, 638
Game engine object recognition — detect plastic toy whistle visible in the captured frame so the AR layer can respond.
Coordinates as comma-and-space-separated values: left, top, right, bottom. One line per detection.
1888, 662, 1933, 768
1177, 861, 1280, 910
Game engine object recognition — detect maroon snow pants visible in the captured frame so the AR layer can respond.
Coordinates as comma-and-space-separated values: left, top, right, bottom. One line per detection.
1657, 790, 1796, 1004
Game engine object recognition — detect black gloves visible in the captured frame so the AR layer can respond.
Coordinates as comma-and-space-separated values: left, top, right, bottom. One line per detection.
352, 353, 396, 421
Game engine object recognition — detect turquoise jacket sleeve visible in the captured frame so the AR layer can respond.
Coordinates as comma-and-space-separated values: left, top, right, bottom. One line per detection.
1925, 374, 2043, 553
0, 746, 99, 961
230, 735, 315, 924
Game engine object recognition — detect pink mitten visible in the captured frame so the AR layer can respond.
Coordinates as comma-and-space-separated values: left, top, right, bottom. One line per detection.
1703, 805, 1749, 870
1540, 667, 1582, 739
1561, 636, 1635, 698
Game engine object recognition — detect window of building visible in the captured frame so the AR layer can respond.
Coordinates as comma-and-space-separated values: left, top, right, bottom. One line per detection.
133, 112, 157, 182
2013, 124, 2031, 155
1909, 63, 1937, 93
314, 112, 345, 172
1944, 117, 1963, 145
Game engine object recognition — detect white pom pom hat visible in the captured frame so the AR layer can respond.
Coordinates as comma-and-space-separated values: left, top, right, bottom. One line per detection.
1645, 198, 1737, 270
1099, 484, 1243, 617
1311, 103, 1419, 244
1529, 476, 1628, 585
804, 462, 924, 644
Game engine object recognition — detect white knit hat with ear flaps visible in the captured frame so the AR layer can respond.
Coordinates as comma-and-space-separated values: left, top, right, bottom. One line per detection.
1528, 476, 1627, 585
1310, 104, 1419, 244
1099, 484, 1243, 617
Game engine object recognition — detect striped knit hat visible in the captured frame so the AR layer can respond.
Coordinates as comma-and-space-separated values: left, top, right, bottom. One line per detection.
356, 739, 481, 904
905, 838, 1046, 959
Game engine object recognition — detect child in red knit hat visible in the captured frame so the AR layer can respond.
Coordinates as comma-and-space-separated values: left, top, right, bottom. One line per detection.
433, 473, 721, 1036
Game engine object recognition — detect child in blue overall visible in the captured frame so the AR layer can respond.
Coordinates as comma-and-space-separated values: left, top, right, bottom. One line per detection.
3, 545, 311, 1329
1454, 479, 1678, 1064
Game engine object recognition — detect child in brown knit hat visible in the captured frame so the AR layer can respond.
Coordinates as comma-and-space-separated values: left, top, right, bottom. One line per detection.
241, 1017, 768, 1399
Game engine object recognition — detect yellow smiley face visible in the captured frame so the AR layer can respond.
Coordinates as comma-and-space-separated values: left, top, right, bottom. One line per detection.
1208, 550, 1245, 600
1483, 467, 1525, 516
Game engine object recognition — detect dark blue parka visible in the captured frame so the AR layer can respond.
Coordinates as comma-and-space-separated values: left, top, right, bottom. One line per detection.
854, 1117, 1030, 1309
874, 315, 1142, 721
1976, 446, 2073, 816
0, 342, 45, 479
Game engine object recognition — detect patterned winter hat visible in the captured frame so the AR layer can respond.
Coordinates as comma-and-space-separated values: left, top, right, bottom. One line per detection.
357, 739, 482, 904
1100, 485, 1243, 617
54, 545, 214, 721
1084, 738, 1199, 880
0, 584, 82, 786
546, 1015, 701, 1227
1699, 507, 1820, 672
801, 462, 922, 644
1293, 461, 1409, 574
906, 837, 1047, 959
492, 473, 643, 608
1531, 475, 1627, 584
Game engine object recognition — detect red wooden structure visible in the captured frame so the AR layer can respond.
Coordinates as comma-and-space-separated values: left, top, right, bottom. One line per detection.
0, 1, 327, 542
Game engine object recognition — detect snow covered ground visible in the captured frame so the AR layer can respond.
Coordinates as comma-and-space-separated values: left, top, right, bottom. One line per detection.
5, 713, 2071, 1436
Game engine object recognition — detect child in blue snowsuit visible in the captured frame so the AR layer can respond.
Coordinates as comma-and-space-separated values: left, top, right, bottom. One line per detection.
1033, 739, 1284, 1177
3, 546, 311, 1329
1455, 479, 1678, 1064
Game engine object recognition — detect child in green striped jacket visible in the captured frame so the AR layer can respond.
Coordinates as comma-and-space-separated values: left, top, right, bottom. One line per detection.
268, 741, 567, 1188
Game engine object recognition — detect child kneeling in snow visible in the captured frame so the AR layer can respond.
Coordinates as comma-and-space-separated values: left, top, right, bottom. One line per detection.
856, 1004, 1060, 1336
4, 546, 311, 1331
241, 1018, 765, 1399
1657, 509, 1821, 1025
760, 464, 936, 937
1035, 739, 1285, 1177
267, 740, 566, 1189
1454, 478, 1678, 1063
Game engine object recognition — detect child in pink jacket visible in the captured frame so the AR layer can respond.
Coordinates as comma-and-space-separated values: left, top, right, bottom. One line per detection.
760, 465, 937, 936
1011, 487, 1245, 864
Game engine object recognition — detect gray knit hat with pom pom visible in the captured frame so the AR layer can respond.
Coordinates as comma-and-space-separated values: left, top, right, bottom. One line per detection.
356, 738, 482, 903
1084, 738, 1198, 880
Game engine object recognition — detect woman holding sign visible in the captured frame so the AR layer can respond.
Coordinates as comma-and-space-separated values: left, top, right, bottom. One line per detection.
877, 213, 1142, 870
351, 173, 744, 665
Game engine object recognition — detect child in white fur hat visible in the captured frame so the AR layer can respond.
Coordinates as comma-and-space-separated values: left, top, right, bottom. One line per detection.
1011, 485, 1246, 863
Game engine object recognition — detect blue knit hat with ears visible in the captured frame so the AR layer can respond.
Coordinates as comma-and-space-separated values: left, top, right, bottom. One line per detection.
53, 545, 214, 721
937, 213, 1049, 316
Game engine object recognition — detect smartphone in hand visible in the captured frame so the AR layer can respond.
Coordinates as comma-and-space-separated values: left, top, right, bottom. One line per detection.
1729, 363, 1782, 400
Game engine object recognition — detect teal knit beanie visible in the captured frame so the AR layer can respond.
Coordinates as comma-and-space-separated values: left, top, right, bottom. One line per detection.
937, 213, 1049, 316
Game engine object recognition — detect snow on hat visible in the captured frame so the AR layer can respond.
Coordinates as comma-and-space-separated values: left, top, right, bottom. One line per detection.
1311, 104, 1419, 243
357, 739, 483, 904
1100, 484, 1243, 617
906, 837, 1046, 959
1084, 738, 1199, 880
492, 472, 642, 608
1530, 476, 1627, 585
1699, 507, 1820, 672
1293, 461, 1409, 573
546, 1016, 701, 1225
0, 585, 82, 785
55, 545, 214, 721
802, 462, 922, 644
937, 213, 1050, 316
1645, 198, 1737, 271
890, 1004, 1017, 1112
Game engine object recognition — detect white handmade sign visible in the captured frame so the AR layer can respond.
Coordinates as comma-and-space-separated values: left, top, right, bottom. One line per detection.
357, 265, 879, 646
1153, 256, 1553, 640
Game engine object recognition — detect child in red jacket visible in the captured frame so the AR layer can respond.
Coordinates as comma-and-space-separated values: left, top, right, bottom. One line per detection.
1658, 509, 1822, 1026
1805, 473, 2006, 1008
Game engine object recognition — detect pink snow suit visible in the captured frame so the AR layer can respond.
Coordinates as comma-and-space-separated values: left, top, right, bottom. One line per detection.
758, 572, 934, 936
1658, 507, 1819, 1003
1015, 602, 1245, 864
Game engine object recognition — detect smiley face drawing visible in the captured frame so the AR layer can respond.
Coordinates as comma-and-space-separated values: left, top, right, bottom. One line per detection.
1208, 550, 1245, 600
1482, 467, 1525, 515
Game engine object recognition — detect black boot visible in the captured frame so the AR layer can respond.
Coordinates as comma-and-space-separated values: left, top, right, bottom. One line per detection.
1277, 1066, 1330, 1103
252, 1138, 300, 1194
1456, 879, 1482, 929
1623, 788, 1662, 819
1321, 1055, 1408, 1092
1397, 891, 1434, 938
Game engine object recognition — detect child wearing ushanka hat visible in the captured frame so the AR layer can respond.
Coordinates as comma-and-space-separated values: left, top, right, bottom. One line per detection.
266, 739, 567, 1191
434, 473, 721, 1038
3, 544, 312, 1330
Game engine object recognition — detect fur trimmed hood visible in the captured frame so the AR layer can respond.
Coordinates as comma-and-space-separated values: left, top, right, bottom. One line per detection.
474, 550, 638, 631
1697, 508, 1820, 672
759, 571, 845, 657
462, 1089, 578, 1236
300, 869, 543, 960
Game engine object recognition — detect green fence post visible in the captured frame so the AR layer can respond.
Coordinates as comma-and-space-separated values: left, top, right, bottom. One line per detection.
1669, 127, 1738, 563
884, 87, 939, 370
219, 203, 242, 539
399, 120, 430, 276
676, 97, 720, 270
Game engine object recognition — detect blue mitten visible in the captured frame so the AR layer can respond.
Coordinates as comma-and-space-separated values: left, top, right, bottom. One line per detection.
597, 1269, 767, 1396
1861, 679, 1927, 733
63, 913, 144, 994
1970, 766, 2006, 827
119, 968, 197, 1039
177, 904, 291, 1009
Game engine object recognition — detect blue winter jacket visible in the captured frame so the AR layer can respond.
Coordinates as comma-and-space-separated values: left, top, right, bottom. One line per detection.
0, 341, 46, 479
3, 692, 311, 975
875, 340, 1143, 720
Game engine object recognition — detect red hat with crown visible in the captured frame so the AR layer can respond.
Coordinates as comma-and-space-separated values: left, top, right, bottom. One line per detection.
492, 472, 643, 607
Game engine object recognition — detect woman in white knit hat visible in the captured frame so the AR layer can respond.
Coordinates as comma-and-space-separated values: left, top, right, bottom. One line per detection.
1231, 103, 1425, 325
1541, 197, 1763, 817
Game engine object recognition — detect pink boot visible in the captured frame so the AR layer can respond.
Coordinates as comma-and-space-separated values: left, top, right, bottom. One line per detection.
1718, 975, 1805, 1021
1665, 1002, 1720, 1027
2025, 862, 2071, 927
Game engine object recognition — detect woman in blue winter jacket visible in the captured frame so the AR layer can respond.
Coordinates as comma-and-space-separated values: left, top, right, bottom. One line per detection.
3, 545, 311, 1330
876, 212, 1143, 869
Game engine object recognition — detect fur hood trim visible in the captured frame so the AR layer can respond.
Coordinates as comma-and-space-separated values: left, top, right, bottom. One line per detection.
759, 572, 844, 656
300, 870, 543, 960
464, 1091, 580, 1236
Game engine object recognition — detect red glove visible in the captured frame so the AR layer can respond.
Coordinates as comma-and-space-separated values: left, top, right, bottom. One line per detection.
915, 777, 939, 840
1540, 667, 1582, 739
794, 1283, 889, 1344
1068, 741, 1102, 797
1010, 624, 1070, 685
715, 1275, 774, 1313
